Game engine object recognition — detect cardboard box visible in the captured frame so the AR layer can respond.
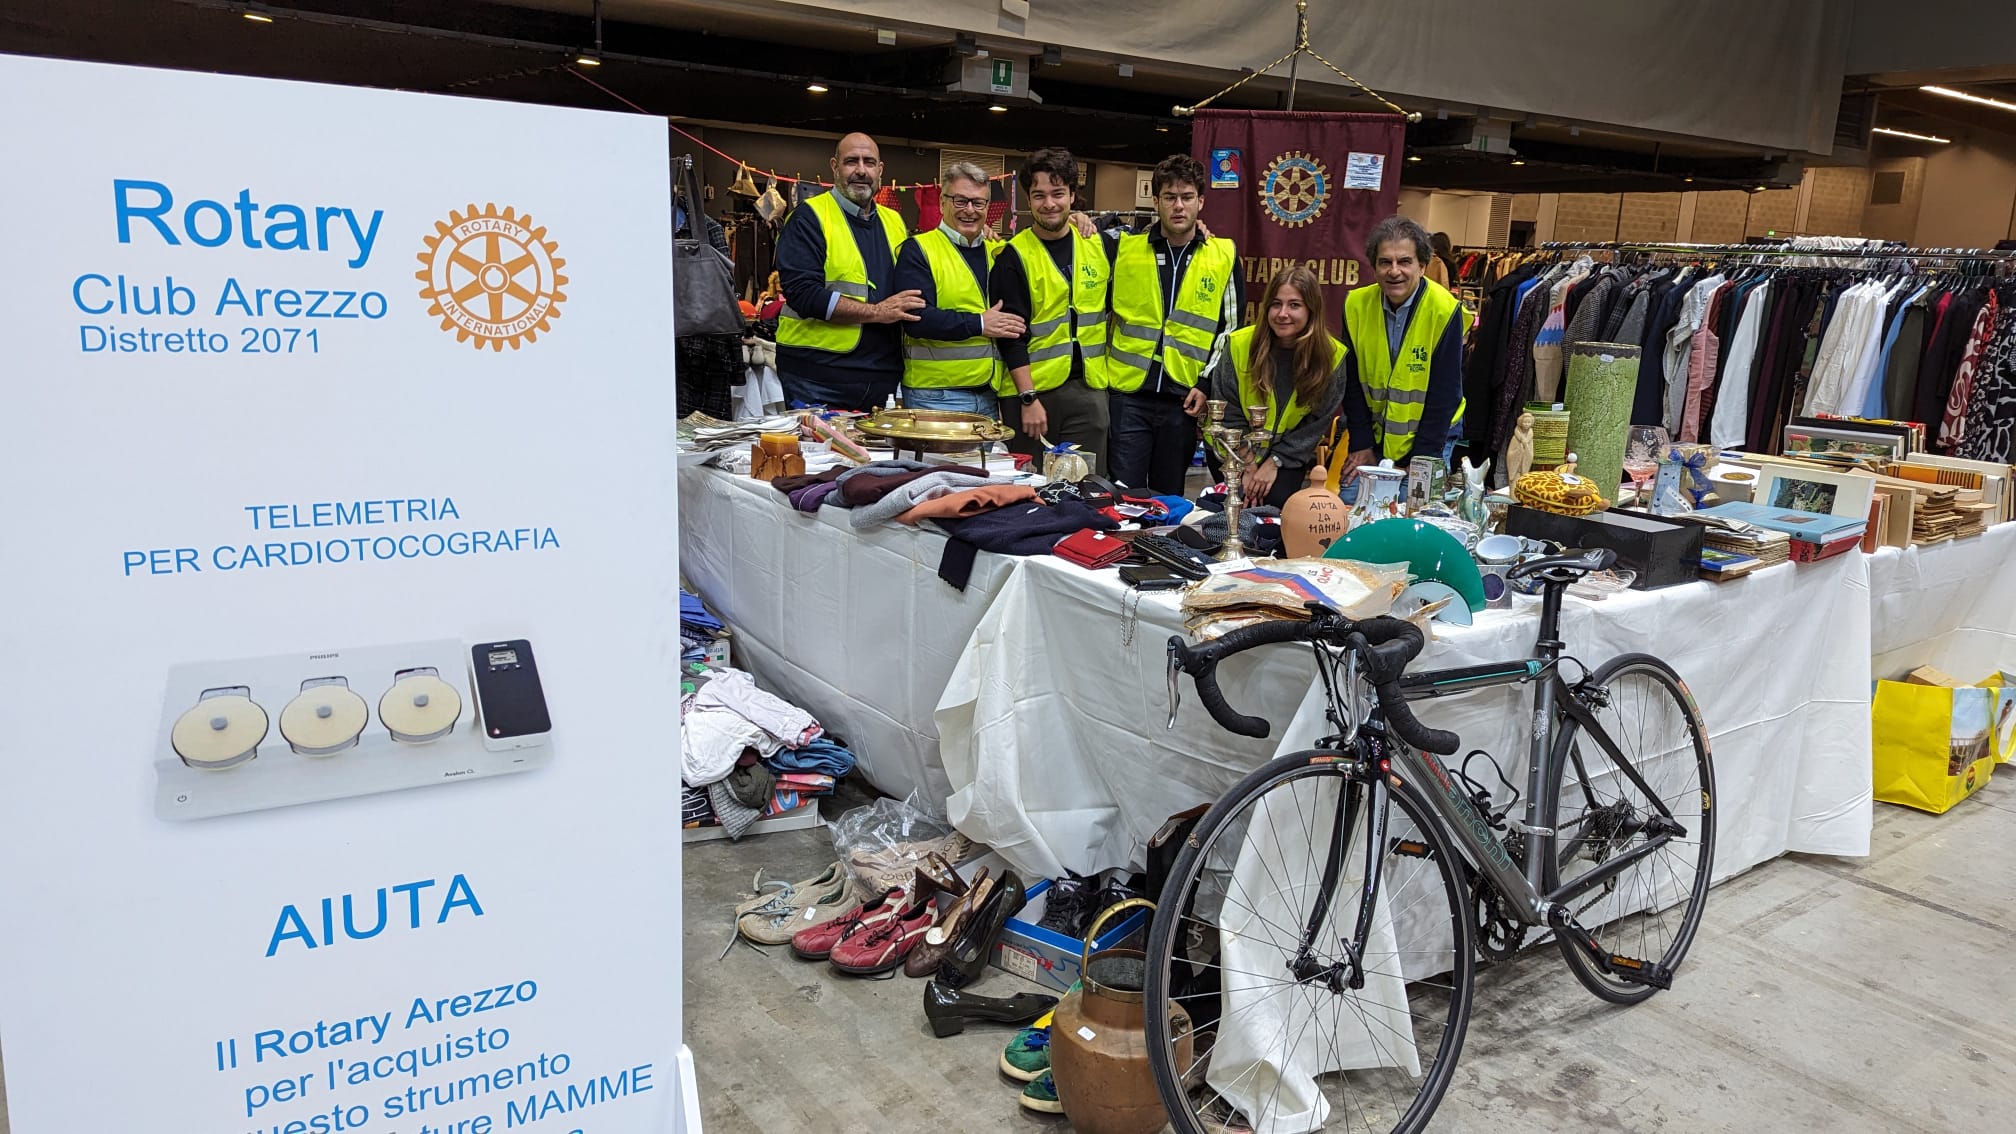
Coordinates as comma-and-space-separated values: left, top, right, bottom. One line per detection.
992, 878, 1149, 993
1505, 505, 1705, 590
1906, 665, 1961, 688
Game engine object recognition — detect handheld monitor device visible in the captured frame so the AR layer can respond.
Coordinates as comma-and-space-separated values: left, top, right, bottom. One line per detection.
471, 639, 552, 752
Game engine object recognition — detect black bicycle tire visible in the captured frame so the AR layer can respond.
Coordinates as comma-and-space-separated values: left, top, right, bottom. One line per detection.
1540, 652, 1716, 1005
1144, 749, 1478, 1134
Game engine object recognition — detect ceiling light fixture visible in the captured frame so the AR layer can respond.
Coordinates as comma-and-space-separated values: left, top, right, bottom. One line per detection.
240, 2, 274, 21
1873, 125, 1952, 144
807, 83, 828, 93
1406, 154, 1422, 162
1684, 176, 1694, 183
574, 0, 604, 67
1922, 84, 2016, 114
988, 104, 1008, 113
1510, 158, 1526, 166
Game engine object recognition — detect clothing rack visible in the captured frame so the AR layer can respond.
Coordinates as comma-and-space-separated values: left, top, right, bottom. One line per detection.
1540, 240, 2016, 263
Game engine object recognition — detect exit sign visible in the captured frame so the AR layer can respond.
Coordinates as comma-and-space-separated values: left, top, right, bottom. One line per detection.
990, 58, 1014, 95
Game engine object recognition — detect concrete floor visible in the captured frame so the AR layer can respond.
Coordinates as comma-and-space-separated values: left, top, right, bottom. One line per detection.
683, 776, 2016, 1134
0, 778, 2006, 1134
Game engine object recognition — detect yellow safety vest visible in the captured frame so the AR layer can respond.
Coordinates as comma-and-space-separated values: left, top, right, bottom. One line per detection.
902, 228, 1001, 389
998, 228, 1111, 395
776, 191, 908, 355
1342, 279, 1466, 461
1105, 234, 1238, 393
1227, 325, 1348, 439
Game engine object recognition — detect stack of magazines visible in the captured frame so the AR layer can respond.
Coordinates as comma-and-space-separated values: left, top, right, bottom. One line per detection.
1692, 502, 1865, 563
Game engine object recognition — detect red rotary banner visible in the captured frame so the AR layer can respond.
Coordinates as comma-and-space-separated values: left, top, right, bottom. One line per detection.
1191, 109, 1406, 334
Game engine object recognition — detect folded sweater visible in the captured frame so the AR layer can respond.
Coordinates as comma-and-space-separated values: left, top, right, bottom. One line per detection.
850, 470, 1008, 528
896, 484, 1037, 524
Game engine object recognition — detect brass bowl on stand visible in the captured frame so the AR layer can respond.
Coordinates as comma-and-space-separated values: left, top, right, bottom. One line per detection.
852, 408, 1015, 462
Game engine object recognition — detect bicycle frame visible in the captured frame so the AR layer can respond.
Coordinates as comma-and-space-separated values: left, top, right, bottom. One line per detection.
1328, 582, 1686, 930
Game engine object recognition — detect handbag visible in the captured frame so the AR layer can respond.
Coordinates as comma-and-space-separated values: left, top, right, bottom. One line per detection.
1053, 527, 1132, 570
672, 156, 745, 338
1871, 672, 2012, 814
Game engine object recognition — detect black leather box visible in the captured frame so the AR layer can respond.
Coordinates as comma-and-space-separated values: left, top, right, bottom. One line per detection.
1505, 505, 1705, 590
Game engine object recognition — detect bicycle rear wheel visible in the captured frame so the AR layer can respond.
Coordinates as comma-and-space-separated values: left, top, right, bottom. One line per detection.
1144, 750, 1476, 1134
1543, 653, 1715, 1004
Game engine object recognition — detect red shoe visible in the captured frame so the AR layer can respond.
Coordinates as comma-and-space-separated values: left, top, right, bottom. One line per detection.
790, 887, 903, 961
829, 894, 938, 975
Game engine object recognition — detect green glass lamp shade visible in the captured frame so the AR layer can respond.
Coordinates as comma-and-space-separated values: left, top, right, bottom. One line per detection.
1323, 517, 1487, 612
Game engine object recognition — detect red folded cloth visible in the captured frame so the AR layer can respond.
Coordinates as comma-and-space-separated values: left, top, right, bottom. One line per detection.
897, 484, 1037, 524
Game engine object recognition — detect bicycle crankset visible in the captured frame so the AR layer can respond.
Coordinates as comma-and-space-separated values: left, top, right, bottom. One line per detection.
1474, 835, 1528, 961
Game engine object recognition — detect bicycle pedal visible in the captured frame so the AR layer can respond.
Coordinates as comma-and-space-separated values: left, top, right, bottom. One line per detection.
1389, 837, 1436, 860
1606, 954, 1673, 989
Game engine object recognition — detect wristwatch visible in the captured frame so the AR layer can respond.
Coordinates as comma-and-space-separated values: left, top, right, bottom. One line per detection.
1019, 390, 1037, 406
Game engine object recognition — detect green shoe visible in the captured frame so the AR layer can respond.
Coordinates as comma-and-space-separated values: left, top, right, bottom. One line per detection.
1019, 1070, 1063, 1114
999, 1023, 1050, 1082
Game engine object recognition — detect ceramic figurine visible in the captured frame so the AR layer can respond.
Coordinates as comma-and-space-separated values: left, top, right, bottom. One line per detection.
1508, 411, 1536, 482
1459, 455, 1491, 528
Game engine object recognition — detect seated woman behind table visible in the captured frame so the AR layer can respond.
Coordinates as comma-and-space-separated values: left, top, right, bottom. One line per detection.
1196, 264, 1347, 509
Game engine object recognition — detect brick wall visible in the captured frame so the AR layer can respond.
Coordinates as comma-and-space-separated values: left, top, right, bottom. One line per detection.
1617, 193, 1681, 242
1690, 191, 1749, 243
1804, 167, 1868, 237
1553, 193, 1623, 243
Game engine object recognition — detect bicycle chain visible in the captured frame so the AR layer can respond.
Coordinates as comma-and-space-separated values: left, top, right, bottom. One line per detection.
1474, 833, 1529, 961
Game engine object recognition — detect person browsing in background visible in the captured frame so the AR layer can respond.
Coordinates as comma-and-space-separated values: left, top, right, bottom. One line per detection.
890, 162, 1025, 416
1334, 215, 1466, 484
1195, 264, 1348, 509
1426, 230, 1456, 288
1107, 153, 1245, 496
756, 271, 786, 320
990, 147, 1113, 471
773, 132, 922, 411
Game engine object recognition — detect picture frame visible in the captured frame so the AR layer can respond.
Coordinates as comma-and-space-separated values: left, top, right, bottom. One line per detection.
1754, 464, 1877, 521
1782, 422, 1909, 462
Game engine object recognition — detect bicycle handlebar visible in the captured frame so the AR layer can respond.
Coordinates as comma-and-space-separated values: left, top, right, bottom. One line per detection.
1167, 615, 1461, 755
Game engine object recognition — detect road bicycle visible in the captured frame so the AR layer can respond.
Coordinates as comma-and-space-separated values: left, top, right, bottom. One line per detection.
1146, 547, 1715, 1133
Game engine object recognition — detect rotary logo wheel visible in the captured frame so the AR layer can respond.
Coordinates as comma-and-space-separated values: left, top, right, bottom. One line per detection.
415, 204, 568, 351
1260, 152, 1331, 229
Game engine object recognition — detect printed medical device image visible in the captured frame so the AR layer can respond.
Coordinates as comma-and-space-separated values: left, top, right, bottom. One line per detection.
153, 638, 554, 821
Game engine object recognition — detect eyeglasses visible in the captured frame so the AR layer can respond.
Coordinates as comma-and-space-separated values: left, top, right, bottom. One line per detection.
948, 195, 990, 211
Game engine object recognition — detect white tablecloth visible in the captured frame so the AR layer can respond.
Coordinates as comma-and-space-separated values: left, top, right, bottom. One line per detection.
677, 465, 1018, 805
1868, 522, 2016, 681
941, 552, 1877, 881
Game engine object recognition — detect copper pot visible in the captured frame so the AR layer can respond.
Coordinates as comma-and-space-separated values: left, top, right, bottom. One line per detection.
1048, 898, 1192, 1134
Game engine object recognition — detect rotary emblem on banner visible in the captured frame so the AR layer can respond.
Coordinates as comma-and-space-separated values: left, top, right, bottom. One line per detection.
416, 204, 568, 350
1260, 151, 1330, 228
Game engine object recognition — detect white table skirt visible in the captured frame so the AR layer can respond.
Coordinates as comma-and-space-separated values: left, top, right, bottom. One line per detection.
677, 465, 1018, 806
940, 551, 1877, 882
1868, 522, 2016, 682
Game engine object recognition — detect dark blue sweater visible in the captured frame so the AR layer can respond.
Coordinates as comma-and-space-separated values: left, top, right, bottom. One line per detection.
891, 231, 989, 343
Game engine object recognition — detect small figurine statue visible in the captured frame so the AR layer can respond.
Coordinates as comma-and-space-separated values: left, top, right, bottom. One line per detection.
1459, 455, 1491, 528
1507, 412, 1536, 482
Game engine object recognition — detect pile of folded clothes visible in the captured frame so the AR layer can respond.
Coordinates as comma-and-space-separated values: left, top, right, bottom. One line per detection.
680, 664, 858, 839
679, 588, 726, 665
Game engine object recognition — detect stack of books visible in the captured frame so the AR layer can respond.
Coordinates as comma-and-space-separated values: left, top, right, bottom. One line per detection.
1696, 546, 1763, 582
1910, 487, 1962, 545
1693, 501, 1866, 563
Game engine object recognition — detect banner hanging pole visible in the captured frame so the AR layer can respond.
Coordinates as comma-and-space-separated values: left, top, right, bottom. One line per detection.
1285, 0, 1305, 112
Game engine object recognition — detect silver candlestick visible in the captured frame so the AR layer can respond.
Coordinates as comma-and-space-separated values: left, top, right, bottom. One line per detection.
1199, 400, 1278, 561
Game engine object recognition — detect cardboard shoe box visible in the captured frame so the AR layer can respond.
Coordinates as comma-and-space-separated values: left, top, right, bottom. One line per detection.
992, 878, 1149, 993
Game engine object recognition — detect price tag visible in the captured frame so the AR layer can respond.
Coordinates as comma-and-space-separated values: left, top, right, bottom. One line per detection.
1077, 1026, 1098, 1042
1207, 557, 1256, 574
999, 944, 1042, 983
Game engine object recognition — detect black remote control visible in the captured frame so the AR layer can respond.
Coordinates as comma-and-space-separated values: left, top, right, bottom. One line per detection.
1131, 532, 1215, 580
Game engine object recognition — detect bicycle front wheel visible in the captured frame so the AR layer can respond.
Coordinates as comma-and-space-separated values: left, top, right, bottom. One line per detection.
1543, 653, 1716, 1004
1144, 750, 1476, 1134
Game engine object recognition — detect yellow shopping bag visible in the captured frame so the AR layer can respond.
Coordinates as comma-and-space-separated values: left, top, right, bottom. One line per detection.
1871, 679, 2001, 814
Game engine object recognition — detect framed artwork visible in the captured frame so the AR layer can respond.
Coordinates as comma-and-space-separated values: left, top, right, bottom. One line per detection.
1756, 464, 1876, 520
1783, 422, 1909, 462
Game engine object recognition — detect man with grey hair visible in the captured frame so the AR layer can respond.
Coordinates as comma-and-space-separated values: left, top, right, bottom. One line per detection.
775, 132, 923, 411
890, 161, 1025, 413
1336, 214, 1467, 480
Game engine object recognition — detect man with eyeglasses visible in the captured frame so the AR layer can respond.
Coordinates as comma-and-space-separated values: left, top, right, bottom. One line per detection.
1105, 153, 1244, 495
774, 132, 924, 412
890, 162, 1026, 415
989, 147, 1114, 472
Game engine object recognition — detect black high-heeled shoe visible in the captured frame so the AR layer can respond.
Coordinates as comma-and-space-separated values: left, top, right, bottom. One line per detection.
923, 979, 1057, 1038
933, 870, 1024, 990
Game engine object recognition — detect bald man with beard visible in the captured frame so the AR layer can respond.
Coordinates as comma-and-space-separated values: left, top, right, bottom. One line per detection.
773, 132, 925, 411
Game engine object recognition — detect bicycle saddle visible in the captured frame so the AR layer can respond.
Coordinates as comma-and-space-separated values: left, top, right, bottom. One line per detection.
1507, 547, 1617, 582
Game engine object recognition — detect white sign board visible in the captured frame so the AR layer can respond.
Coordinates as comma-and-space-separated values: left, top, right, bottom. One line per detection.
0, 53, 692, 1133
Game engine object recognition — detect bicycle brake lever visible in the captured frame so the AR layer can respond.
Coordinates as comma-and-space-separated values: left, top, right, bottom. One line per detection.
1165, 641, 1183, 729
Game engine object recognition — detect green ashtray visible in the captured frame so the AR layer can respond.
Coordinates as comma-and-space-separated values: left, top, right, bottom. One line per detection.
1324, 517, 1487, 612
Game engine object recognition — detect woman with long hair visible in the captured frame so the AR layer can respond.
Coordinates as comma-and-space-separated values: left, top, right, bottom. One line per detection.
1197, 264, 1349, 508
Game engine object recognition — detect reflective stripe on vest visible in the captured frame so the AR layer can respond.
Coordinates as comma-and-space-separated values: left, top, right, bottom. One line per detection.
902, 229, 1001, 389
1105, 234, 1238, 393
1227, 325, 1349, 439
776, 192, 907, 355
1342, 280, 1466, 460
998, 228, 1111, 395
